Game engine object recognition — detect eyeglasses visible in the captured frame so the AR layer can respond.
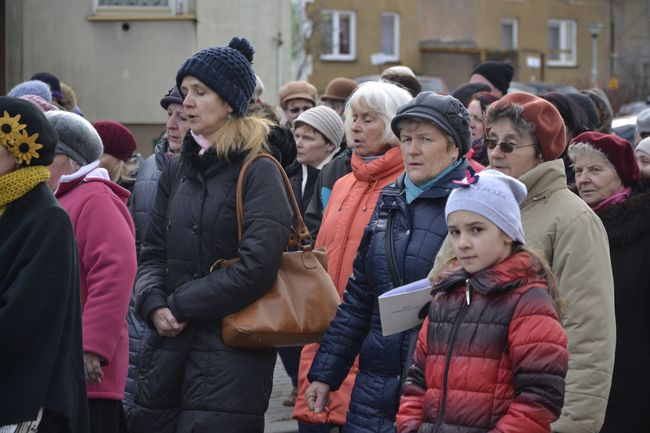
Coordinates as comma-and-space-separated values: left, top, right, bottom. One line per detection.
482, 138, 537, 153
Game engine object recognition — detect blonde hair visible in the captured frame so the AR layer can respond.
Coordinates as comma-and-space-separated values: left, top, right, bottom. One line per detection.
108, 158, 138, 186
206, 115, 272, 160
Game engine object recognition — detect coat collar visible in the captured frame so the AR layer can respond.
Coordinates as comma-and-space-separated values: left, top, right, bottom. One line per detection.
434, 250, 547, 296
597, 187, 650, 245
180, 134, 245, 180
519, 159, 567, 207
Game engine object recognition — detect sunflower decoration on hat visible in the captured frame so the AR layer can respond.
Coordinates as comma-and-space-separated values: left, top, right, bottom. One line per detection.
0, 109, 44, 165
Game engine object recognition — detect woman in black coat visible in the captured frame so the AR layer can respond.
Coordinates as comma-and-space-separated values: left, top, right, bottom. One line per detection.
127, 38, 293, 433
0, 97, 88, 433
568, 131, 650, 433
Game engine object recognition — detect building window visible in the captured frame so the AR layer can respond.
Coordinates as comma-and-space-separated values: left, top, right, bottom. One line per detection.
93, 0, 191, 17
321, 10, 356, 61
501, 18, 518, 50
381, 13, 400, 62
547, 19, 577, 67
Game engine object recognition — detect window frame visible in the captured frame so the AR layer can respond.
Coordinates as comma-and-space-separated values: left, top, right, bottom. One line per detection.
500, 17, 518, 50
547, 19, 577, 67
91, 0, 191, 19
320, 9, 357, 62
380, 12, 400, 62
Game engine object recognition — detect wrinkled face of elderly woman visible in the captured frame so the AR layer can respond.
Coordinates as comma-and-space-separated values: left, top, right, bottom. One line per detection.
574, 152, 623, 207
181, 76, 232, 137
487, 118, 541, 179
347, 105, 392, 157
398, 120, 459, 186
0, 144, 16, 176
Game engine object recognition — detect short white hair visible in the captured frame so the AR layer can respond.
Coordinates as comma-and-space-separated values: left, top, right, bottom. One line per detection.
568, 141, 617, 172
343, 81, 413, 146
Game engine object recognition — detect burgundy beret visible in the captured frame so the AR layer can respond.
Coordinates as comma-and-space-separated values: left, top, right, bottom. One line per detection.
570, 131, 639, 185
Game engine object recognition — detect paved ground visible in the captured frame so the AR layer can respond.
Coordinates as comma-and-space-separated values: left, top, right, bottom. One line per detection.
265, 355, 299, 433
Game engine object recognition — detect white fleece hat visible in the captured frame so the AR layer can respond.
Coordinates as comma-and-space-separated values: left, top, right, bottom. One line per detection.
445, 169, 527, 243
293, 105, 344, 148
636, 137, 650, 156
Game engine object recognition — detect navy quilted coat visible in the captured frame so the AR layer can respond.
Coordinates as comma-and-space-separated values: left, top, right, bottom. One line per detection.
308, 161, 467, 433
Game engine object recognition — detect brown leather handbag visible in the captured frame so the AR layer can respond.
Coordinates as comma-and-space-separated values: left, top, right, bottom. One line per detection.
212, 153, 340, 349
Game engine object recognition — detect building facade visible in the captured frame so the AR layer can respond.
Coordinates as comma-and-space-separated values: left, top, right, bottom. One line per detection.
3, 0, 293, 155
308, 0, 612, 95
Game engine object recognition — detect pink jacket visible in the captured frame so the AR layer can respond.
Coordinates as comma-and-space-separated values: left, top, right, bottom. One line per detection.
56, 170, 136, 401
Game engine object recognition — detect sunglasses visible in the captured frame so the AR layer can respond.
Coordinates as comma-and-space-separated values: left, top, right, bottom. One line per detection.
482, 138, 537, 153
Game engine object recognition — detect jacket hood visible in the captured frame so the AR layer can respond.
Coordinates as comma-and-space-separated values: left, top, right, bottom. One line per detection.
351, 146, 404, 183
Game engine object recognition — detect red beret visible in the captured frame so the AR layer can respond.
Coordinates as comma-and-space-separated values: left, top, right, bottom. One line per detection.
491, 92, 566, 161
570, 131, 640, 185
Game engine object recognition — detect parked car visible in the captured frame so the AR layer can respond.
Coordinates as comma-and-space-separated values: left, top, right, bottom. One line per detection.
353, 74, 449, 94
508, 81, 578, 96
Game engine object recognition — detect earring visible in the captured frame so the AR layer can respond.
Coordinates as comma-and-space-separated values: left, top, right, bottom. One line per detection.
228, 111, 232, 121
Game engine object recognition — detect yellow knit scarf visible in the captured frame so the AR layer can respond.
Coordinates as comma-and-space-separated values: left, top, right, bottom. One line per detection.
0, 166, 51, 217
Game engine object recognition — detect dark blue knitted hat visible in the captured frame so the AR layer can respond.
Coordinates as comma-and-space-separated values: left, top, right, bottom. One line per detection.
176, 37, 256, 116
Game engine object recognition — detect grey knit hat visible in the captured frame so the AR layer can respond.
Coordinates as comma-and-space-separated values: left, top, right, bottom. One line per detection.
445, 169, 527, 243
45, 111, 103, 165
293, 105, 344, 147
636, 108, 650, 135
391, 92, 472, 157
8, 80, 53, 103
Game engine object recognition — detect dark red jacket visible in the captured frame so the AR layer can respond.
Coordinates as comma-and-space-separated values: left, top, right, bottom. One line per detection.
397, 251, 568, 433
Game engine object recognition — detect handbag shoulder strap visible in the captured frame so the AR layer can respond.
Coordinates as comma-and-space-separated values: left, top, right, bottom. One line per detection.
234, 152, 312, 246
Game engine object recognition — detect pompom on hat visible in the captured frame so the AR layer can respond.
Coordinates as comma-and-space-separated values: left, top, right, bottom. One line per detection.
93, 120, 137, 162
570, 131, 639, 186
45, 111, 103, 166
446, 169, 527, 243
489, 92, 566, 161
8, 80, 53, 103
0, 96, 59, 166
176, 37, 257, 116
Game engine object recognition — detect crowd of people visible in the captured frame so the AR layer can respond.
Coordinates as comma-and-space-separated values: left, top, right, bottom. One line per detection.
1, 35, 648, 433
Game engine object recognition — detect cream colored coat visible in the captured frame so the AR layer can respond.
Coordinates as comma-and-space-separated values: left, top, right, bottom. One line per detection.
430, 160, 615, 433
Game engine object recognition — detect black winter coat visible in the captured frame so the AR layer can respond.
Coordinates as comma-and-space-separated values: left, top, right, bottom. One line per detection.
286, 161, 321, 217
308, 163, 466, 433
128, 138, 293, 433
123, 137, 171, 411
304, 147, 352, 238
0, 183, 89, 433
598, 188, 650, 433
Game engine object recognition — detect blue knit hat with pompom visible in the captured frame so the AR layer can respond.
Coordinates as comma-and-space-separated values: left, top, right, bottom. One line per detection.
176, 37, 256, 116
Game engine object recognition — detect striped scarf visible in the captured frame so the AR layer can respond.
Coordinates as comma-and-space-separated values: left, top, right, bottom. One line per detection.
0, 166, 51, 217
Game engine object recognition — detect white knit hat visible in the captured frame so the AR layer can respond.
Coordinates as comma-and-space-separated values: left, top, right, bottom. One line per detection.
636, 136, 650, 156
445, 169, 527, 243
293, 105, 344, 148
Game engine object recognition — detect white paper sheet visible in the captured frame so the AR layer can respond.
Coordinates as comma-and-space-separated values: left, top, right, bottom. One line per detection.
378, 278, 432, 336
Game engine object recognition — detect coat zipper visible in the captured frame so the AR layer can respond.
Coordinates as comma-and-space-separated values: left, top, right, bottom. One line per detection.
385, 210, 403, 287
434, 279, 471, 433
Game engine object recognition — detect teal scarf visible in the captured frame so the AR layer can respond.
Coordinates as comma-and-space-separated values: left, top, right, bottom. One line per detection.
404, 159, 463, 204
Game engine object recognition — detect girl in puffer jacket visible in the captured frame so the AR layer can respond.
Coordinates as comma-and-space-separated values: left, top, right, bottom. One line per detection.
397, 169, 568, 433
